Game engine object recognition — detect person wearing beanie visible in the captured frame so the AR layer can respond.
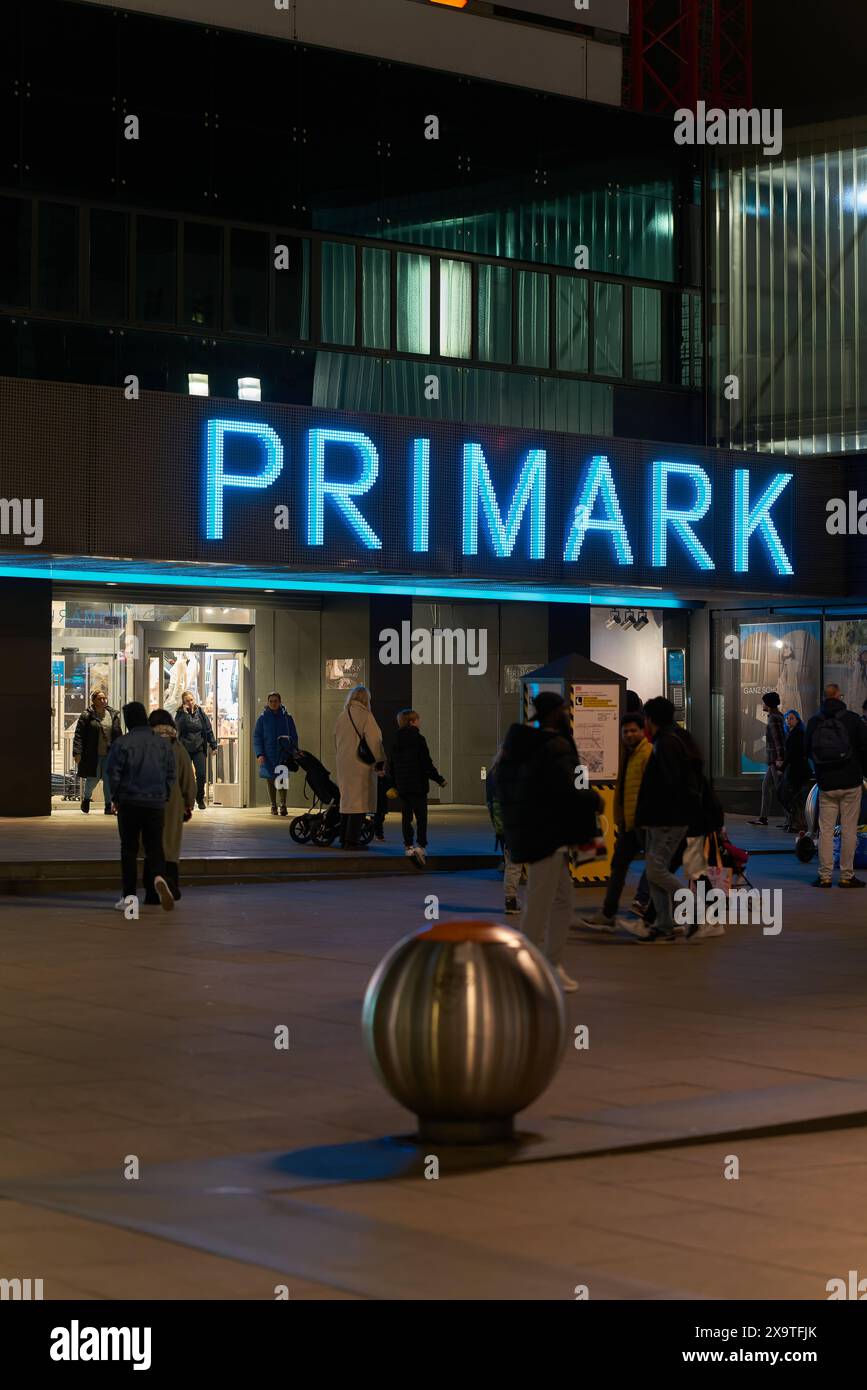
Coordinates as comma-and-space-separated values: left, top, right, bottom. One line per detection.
105, 701, 177, 912
748, 691, 785, 827
146, 709, 196, 902
496, 691, 599, 992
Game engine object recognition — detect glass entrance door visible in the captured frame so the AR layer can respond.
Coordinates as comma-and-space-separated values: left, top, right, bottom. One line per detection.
145, 645, 246, 807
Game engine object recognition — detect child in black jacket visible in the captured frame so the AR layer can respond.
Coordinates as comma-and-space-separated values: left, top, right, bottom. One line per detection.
388, 710, 446, 865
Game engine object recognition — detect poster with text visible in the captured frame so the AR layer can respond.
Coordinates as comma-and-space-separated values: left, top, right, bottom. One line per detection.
739, 621, 820, 773
571, 683, 620, 780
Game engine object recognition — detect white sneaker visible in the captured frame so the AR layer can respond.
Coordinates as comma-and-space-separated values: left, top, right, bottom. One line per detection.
404, 845, 416, 857
619, 916, 653, 940
577, 909, 616, 932
687, 921, 725, 940
555, 963, 579, 993
154, 875, 175, 912
113, 897, 127, 911
414, 846, 427, 865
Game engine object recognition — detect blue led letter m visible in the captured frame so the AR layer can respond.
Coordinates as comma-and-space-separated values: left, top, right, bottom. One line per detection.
206, 419, 283, 540
462, 444, 546, 559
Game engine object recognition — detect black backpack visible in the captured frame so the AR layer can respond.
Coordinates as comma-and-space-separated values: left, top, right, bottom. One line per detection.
811, 713, 853, 768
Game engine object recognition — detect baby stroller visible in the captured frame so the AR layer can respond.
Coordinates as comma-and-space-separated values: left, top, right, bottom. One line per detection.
288, 750, 374, 847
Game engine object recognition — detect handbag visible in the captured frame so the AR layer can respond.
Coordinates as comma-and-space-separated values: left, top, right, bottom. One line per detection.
696, 832, 733, 894
348, 706, 376, 766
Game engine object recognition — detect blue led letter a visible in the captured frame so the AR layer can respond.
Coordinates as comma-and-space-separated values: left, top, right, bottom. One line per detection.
307, 428, 382, 549
206, 419, 284, 540
651, 461, 714, 570
563, 455, 633, 564
733, 470, 793, 575
462, 444, 546, 559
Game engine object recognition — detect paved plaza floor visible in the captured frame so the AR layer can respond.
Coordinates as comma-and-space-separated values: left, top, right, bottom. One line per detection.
1, 852, 866, 1299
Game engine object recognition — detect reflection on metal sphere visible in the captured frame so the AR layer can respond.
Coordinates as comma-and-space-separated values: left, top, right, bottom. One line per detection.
362, 920, 567, 1144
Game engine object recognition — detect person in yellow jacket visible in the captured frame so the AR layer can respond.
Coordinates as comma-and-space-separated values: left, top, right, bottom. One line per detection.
577, 711, 651, 931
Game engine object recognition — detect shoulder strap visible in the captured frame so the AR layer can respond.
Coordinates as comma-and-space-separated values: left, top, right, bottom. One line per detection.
347, 706, 363, 741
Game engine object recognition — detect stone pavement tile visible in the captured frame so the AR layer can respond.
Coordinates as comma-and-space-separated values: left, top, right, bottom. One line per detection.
603, 1084, 720, 1107
587, 1247, 822, 1300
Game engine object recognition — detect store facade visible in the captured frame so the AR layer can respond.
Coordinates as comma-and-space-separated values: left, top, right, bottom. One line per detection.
0, 375, 852, 817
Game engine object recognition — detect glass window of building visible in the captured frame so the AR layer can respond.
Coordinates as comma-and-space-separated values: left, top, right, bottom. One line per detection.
631, 285, 662, 382
593, 281, 623, 377
362, 246, 390, 350
37, 202, 79, 314
320, 241, 356, 347
396, 253, 431, 355
229, 228, 268, 334
515, 270, 549, 369
136, 216, 177, 325
439, 259, 472, 359
0, 198, 32, 308
477, 263, 511, 364
89, 210, 128, 320
183, 221, 222, 330
274, 235, 311, 341
555, 275, 588, 374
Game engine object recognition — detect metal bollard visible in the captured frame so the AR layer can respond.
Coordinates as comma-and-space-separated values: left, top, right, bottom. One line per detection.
362, 920, 567, 1144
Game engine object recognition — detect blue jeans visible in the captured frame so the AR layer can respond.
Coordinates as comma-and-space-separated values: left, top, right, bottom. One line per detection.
83, 755, 111, 806
644, 825, 688, 934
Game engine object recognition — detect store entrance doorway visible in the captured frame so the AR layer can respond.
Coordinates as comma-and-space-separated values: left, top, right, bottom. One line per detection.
135, 624, 251, 808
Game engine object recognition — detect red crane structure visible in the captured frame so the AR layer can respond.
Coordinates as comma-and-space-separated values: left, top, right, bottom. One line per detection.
627, 0, 753, 114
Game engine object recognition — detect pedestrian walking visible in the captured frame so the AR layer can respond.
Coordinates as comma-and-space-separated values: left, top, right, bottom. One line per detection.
72, 689, 122, 814
145, 709, 196, 902
334, 685, 385, 850
748, 691, 785, 826
780, 708, 810, 832
634, 696, 704, 942
253, 692, 298, 817
577, 712, 651, 931
105, 701, 176, 912
175, 691, 218, 811
388, 709, 446, 866
497, 691, 598, 992
485, 750, 525, 915
804, 683, 867, 888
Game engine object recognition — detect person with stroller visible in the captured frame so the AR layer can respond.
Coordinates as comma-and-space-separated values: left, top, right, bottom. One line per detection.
780, 708, 810, 833
388, 709, 446, 866
334, 685, 384, 850
253, 692, 298, 817
144, 709, 196, 903
176, 691, 218, 811
73, 689, 122, 813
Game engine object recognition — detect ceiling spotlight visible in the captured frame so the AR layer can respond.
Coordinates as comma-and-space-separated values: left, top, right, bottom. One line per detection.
605, 610, 622, 630
633, 610, 649, 631
622, 611, 636, 630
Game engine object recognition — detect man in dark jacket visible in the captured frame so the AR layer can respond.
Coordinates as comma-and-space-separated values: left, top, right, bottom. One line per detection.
72, 689, 122, 814
749, 691, 785, 826
388, 709, 446, 865
106, 701, 176, 911
497, 692, 598, 991
635, 696, 703, 941
805, 684, 867, 887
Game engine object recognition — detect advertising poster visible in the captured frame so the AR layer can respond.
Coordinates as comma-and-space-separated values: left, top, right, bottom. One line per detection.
739, 621, 820, 773
570, 683, 620, 780
824, 620, 867, 713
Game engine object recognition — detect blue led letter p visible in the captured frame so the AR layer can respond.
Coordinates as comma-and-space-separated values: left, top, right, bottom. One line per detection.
206, 419, 284, 541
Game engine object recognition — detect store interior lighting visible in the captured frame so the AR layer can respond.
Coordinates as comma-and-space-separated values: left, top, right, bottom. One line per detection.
188, 373, 209, 397
238, 377, 261, 402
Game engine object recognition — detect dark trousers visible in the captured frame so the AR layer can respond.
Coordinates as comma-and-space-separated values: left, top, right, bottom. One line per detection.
267, 777, 287, 809
602, 828, 641, 918
191, 749, 207, 805
117, 803, 166, 898
341, 812, 364, 847
401, 794, 428, 847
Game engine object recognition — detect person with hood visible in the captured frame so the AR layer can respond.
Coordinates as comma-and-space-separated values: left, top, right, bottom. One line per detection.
72, 689, 122, 814
145, 709, 196, 902
175, 690, 217, 811
497, 691, 599, 992
388, 709, 446, 866
634, 696, 704, 942
253, 691, 298, 817
334, 685, 385, 850
805, 683, 867, 887
748, 691, 785, 827
105, 701, 176, 912
780, 708, 810, 833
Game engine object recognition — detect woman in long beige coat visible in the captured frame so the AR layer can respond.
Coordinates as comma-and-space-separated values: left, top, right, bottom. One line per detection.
148, 709, 196, 899
334, 685, 384, 850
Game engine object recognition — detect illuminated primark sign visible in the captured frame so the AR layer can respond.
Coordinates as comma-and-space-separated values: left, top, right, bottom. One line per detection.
204, 419, 794, 578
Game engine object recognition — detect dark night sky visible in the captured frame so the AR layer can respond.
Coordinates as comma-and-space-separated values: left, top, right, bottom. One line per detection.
752, 0, 867, 124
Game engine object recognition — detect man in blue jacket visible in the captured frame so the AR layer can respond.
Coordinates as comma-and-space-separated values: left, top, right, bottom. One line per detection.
253, 692, 299, 816
106, 701, 176, 911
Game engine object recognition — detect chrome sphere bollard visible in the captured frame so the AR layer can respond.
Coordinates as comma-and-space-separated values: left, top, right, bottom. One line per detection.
362, 920, 567, 1144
